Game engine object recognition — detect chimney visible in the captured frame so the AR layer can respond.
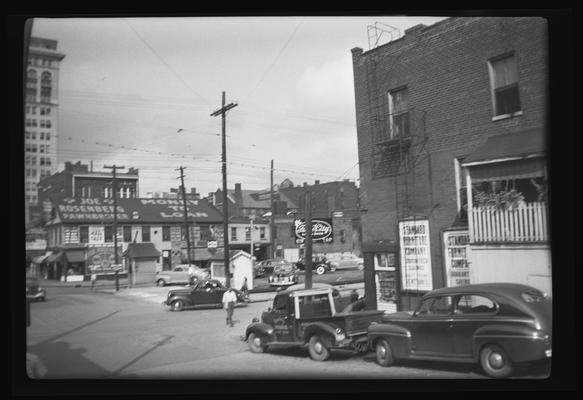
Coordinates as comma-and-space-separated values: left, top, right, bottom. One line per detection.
315, 180, 320, 185
235, 183, 242, 204
303, 182, 307, 187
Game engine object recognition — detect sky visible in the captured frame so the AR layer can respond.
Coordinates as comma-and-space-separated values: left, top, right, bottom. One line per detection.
31, 15, 447, 197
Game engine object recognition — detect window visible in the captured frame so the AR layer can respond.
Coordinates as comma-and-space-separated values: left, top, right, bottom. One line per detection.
46, 132, 50, 140
416, 296, 453, 316
489, 54, 521, 117
162, 226, 171, 241
104, 226, 113, 242
273, 294, 291, 312
340, 229, 346, 243
80, 226, 89, 243
40, 145, 45, 153
40, 157, 45, 166
31, 169, 36, 178
298, 293, 332, 318
104, 187, 112, 198
142, 226, 151, 242
388, 87, 409, 139
231, 227, 237, 241
260, 227, 266, 240
245, 226, 251, 241
40, 72, 52, 102
40, 132, 44, 140
123, 226, 132, 242
455, 295, 497, 314
31, 132, 36, 140
25, 131, 31, 140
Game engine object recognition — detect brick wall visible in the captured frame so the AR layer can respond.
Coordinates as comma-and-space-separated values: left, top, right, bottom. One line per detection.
352, 17, 548, 294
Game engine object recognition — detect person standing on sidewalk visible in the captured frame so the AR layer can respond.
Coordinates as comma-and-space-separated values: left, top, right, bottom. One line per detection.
222, 287, 237, 327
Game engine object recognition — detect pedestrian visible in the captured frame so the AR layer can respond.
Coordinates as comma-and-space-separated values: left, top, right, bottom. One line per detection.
350, 289, 359, 303
222, 287, 237, 327
90, 273, 97, 290
240, 277, 249, 298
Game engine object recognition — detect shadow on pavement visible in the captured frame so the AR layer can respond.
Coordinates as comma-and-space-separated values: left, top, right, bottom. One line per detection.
27, 341, 110, 379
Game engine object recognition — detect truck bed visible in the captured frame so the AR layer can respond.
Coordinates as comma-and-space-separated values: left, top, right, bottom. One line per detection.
325, 310, 384, 336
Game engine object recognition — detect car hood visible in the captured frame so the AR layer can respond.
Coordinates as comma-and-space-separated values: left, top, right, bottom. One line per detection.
168, 288, 193, 296
380, 311, 414, 322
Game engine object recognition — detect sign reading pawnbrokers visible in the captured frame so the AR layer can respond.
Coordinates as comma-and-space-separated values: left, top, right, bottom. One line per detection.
293, 218, 333, 244
398, 219, 433, 292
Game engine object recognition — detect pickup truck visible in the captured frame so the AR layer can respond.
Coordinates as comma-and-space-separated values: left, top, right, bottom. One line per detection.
245, 286, 383, 361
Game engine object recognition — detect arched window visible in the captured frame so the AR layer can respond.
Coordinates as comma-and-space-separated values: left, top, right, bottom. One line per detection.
40, 72, 52, 102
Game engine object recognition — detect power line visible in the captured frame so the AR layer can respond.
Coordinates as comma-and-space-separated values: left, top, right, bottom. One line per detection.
122, 19, 211, 106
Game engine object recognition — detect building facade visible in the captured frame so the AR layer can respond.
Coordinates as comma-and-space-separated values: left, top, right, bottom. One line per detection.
25, 37, 65, 208
351, 17, 549, 312
41, 197, 224, 282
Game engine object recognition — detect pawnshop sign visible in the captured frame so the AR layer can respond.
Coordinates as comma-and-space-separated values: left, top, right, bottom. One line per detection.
293, 218, 333, 244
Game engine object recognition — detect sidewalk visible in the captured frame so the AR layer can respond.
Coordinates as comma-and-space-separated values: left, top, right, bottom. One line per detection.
38, 278, 365, 304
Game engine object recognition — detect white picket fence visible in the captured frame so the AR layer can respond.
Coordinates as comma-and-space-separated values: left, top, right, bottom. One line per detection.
470, 202, 548, 243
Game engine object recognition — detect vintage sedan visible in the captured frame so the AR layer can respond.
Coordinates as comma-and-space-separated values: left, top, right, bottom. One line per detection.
155, 264, 210, 287
268, 262, 299, 287
367, 283, 552, 378
163, 279, 249, 312
296, 256, 336, 275
255, 259, 286, 277
327, 253, 364, 271
26, 277, 46, 302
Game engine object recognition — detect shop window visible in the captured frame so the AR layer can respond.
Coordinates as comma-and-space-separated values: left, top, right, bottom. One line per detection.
80, 226, 89, 243
260, 227, 266, 240
142, 226, 151, 242
162, 226, 171, 241
123, 226, 132, 242
104, 226, 113, 242
488, 53, 522, 117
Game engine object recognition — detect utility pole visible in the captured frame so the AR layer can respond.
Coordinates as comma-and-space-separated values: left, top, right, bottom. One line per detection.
177, 166, 193, 267
211, 91, 238, 288
104, 164, 125, 290
270, 160, 275, 259
304, 189, 313, 289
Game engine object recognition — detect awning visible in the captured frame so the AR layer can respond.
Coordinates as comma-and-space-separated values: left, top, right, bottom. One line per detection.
124, 242, 161, 259
469, 157, 546, 183
462, 128, 546, 167
64, 249, 86, 263
46, 252, 63, 263
32, 254, 50, 264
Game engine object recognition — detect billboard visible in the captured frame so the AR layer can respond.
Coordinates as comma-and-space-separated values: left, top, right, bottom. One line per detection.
293, 218, 333, 244
398, 219, 433, 292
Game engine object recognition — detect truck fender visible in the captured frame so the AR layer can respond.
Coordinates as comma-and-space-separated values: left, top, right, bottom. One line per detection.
367, 322, 412, 358
245, 322, 275, 341
303, 322, 340, 347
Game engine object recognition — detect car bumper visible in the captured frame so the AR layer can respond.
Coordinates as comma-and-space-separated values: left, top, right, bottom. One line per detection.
269, 281, 295, 286
26, 291, 45, 300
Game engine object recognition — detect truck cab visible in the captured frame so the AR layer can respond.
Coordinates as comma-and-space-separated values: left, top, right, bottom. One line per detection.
245, 287, 383, 361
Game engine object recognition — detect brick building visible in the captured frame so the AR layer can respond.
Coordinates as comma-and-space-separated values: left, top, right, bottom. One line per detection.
351, 17, 549, 312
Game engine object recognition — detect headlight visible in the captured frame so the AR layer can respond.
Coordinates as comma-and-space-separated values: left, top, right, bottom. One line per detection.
335, 328, 344, 335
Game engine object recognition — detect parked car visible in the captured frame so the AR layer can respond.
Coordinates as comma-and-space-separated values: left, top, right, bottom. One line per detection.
163, 279, 249, 312
255, 259, 286, 277
296, 256, 336, 275
268, 262, 299, 287
26, 277, 46, 302
367, 283, 552, 378
155, 264, 210, 287
245, 286, 384, 360
327, 253, 364, 271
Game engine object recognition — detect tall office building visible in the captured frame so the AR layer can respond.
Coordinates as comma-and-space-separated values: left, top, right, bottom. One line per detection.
25, 37, 65, 208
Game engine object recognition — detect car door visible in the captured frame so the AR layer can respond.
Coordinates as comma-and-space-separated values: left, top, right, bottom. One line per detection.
451, 294, 499, 357
172, 267, 189, 283
410, 295, 455, 356
271, 294, 296, 342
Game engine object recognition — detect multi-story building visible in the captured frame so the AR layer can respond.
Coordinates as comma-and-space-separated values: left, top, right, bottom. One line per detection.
25, 37, 65, 209
41, 196, 224, 283
351, 17, 549, 312
145, 186, 200, 200
37, 161, 139, 208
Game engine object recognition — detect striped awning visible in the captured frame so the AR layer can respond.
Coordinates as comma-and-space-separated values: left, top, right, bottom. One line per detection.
46, 252, 63, 263
32, 254, 50, 264
469, 157, 546, 183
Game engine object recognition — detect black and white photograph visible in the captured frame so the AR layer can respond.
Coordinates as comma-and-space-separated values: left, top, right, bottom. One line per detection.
11, 9, 575, 395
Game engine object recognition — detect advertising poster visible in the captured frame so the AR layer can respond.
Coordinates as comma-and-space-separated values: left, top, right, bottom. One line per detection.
374, 252, 398, 313
63, 226, 79, 244
89, 226, 104, 244
398, 219, 433, 291
293, 218, 333, 244
443, 230, 470, 287
86, 245, 124, 274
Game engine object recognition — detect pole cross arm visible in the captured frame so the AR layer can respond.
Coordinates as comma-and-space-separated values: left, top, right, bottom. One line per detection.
210, 102, 238, 117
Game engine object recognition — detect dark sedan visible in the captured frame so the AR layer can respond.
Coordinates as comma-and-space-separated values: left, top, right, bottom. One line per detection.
163, 279, 249, 312
295, 256, 336, 275
26, 277, 46, 302
367, 283, 552, 378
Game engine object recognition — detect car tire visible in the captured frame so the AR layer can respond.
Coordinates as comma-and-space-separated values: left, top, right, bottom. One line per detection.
156, 279, 166, 287
248, 333, 267, 353
480, 344, 513, 378
375, 338, 395, 367
315, 265, 326, 275
329, 265, 337, 272
170, 300, 184, 312
308, 335, 331, 361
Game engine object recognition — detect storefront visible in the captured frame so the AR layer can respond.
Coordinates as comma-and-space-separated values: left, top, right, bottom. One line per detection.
124, 242, 161, 286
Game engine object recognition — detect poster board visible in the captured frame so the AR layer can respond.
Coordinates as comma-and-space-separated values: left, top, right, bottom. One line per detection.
443, 230, 470, 287
398, 219, 433, 291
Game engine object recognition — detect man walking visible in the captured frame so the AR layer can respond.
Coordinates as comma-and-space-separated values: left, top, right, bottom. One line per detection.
222, 287, 237, 327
